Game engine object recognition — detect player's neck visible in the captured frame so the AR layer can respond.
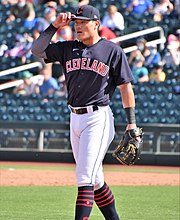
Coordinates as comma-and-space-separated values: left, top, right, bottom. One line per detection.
82, 34, 102, 46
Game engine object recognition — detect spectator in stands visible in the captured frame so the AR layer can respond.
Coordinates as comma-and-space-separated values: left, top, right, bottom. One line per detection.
153, 0, 174, 22
35, 0, 60, 8
78, 0, 89, 6
52, 0, 89, 10
6, 0, 36, 29
2, 0, 21, 5
0, 43, 8, 57
35, 0, 79, 8
162, 33, 180, 70
13, 70, 38, 96
149, 61, 166, 82
33, 7, 57, 40
64, 0, 89, 7
101, 5, 125, 36
174, 0, 180, 18
128, 37, 161, 69
4, 33, 34, 64
98, 25, 117, 41
36, 63, 59, 97
56, 74, 67, 97
131, 57, 149, 82
56, 25, 74, 41
125, 0, 154, 16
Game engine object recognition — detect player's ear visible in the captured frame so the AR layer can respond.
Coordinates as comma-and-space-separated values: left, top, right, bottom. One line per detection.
95, 20, 100, 30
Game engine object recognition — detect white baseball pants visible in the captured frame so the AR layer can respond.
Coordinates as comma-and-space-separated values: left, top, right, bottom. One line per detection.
70, 105, 115, 190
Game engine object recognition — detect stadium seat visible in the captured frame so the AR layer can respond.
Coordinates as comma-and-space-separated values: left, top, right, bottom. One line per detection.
51, 115, 64, 122
1, 129, 29, 148
26, 137, 38, 149
142, 133, 154, 152
44, 130, 70, 149
19, 129, 38, 149
174, 134, 180, 153
0, 113, 13, 121
4, 137, 27, 148
0, 129, 14, 147
45, 138, 70, 149
159, 134, 179, 152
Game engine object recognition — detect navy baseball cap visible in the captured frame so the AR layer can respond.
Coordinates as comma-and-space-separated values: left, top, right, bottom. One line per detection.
72, 5, 100, 21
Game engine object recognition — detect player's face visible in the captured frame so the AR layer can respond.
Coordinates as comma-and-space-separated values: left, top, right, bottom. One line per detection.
74, 19, 98, 43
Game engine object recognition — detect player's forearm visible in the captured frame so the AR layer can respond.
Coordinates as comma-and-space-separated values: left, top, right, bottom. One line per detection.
31, 24, 58, 58
119, 83, 135, 108
119, 83, 137, 129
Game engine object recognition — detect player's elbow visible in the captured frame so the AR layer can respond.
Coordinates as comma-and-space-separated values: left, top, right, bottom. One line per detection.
31, 44, 40, 57
31, 41, 46, 58
119, 82, 132, 90
31, 41, 39, 56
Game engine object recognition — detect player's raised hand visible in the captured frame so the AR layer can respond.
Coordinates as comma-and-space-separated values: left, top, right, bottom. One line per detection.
52, 12, 75, 29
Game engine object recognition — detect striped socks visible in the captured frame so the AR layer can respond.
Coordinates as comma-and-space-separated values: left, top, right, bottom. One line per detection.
75, 185, 94, 220
94, 182, 120, 220
75, 183, 119, 219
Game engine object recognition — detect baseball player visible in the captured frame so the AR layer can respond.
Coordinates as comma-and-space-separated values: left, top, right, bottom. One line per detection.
31, 5, 138, 220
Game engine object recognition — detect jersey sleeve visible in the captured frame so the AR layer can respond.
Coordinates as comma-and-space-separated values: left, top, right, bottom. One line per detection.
44, 41, 67, 64
112, 48, 134, 85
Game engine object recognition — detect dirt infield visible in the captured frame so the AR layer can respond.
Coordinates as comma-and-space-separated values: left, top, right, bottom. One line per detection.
0, 162, 179, 186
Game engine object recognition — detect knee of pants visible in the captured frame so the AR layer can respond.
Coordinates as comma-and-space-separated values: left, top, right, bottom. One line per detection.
94, 181, 104, 190
76, 172, 104, 188
76, 172, 93, 186
76, 180, 104, 190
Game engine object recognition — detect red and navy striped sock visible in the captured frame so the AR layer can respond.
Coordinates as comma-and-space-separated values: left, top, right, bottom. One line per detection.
75, 185, 94, 220
94, 182, 120, 220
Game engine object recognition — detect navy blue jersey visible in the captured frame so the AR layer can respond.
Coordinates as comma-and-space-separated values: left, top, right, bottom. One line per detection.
45, 38, 133, 107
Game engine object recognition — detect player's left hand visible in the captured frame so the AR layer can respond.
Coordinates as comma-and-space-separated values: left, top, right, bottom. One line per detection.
112, 127, 144, 165
126, 123, 137, 131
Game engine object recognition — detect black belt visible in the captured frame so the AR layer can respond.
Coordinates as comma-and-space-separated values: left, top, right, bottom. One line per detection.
69, 105, 99, 114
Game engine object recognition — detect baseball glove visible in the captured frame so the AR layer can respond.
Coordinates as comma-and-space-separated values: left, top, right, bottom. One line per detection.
112, 127, 143, 165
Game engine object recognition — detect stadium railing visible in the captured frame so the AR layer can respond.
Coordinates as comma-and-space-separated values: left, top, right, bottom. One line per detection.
0, 121, 179, 166
0, 62, 42, 90
0, 26, 165, 90
111, 26, 166, 52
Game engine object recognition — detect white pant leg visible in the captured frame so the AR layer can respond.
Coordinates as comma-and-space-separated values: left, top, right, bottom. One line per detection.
70, 106, 115, 187
70, 115, 80, 164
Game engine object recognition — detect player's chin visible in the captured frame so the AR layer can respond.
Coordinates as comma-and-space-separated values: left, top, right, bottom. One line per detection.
76, 34, 84, 41
76, 33, 87, 41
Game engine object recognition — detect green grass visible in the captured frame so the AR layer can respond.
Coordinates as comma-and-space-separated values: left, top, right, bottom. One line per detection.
0, 164, 75, 171
0, 186, 179, 220
0, 164, 179, 174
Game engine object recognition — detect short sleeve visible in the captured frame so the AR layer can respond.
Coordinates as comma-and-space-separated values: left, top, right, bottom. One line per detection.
112, 48, 134, 85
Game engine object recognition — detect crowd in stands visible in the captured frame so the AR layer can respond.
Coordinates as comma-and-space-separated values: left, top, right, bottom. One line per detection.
12, 63, 66, 98
101, 4, 125, 36
0, 0, 179, 127
0, 0, 179, 97
13, 70, 38, 95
